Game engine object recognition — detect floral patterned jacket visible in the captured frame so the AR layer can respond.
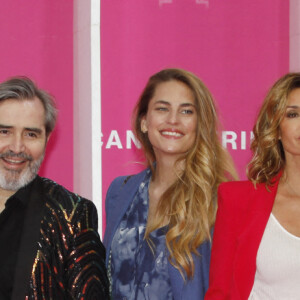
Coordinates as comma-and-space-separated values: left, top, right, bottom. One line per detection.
104, 168, 211, 300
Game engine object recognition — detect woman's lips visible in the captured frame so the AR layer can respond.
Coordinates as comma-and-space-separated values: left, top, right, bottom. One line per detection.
160, 129, 184, 138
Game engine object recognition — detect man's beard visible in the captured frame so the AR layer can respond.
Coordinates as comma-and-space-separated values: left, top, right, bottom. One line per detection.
0, 150, 45, 191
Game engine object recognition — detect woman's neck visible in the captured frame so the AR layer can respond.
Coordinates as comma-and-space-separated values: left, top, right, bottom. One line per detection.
147, 156, 184, 226
152, 155, 183, 188
281, 156, 300, 192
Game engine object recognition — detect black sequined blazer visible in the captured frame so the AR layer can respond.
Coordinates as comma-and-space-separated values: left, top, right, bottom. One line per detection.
12, 176, 109, 300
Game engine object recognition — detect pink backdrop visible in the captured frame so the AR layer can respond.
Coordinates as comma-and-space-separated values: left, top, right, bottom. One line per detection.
101, 0, 289, 227
0, 1, 290, 228
0, 1, 73, 190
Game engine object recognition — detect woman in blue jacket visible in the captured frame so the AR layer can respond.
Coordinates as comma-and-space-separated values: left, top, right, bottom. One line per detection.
104, 68, 237, 300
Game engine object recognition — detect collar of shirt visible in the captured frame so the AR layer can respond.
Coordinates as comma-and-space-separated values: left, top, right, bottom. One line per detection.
4, 176, 38, 211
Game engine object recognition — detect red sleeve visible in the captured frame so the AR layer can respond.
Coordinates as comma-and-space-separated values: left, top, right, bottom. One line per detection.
205, 183, 239, 300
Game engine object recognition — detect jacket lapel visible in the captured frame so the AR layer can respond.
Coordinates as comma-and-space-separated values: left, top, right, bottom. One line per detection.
12, 176, 45, 300
238, 175, 281, 299
104, 170, 148, 264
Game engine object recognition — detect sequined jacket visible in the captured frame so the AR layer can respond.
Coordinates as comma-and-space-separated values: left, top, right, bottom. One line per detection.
12, 176, 109, 300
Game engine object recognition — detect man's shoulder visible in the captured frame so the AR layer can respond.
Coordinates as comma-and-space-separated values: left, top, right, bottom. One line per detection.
37, 176, 93, 209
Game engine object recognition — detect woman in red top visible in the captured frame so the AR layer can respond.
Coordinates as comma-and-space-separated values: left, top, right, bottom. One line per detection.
206, 73, 300, 299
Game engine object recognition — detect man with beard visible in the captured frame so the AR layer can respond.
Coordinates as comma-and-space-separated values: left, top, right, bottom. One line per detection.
0, 77, 109, 299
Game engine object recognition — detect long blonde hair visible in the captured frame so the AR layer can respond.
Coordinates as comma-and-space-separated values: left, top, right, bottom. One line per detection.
134, 68, 237, 279
247, 73, 300, 185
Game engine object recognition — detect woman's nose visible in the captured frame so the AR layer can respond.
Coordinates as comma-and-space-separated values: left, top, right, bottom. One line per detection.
167, 110, 178, 124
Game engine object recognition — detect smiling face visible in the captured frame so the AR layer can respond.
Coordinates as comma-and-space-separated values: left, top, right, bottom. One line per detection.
141, 80, 197, 161
279, 88, 300, 163
0, 97, 47, 191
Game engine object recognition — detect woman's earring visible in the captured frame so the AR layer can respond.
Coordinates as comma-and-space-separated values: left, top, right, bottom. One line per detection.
142, 127, 148, 133
141, 120, 148, 133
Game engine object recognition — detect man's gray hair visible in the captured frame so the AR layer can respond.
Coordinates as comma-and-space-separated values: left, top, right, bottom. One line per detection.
0, 76, 57, 135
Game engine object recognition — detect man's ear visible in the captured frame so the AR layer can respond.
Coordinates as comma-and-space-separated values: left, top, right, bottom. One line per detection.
141, 117, 148, 133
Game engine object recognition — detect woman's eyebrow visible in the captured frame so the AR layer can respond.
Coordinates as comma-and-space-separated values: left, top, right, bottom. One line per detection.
154, 100, 195, 107
286, 105, 300, 108
180, 103, 195, 107
154, 100, 170, 105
